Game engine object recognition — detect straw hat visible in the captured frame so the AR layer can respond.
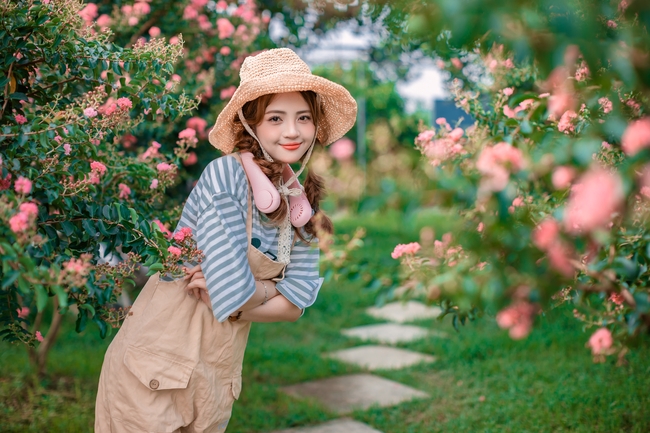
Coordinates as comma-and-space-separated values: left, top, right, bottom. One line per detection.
208, 48, 358, 154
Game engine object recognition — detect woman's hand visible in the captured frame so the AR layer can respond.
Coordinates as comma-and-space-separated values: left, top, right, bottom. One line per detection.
183, 265, 211, 309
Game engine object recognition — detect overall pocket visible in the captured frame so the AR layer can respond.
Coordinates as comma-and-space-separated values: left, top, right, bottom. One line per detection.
109, 345, 195, 432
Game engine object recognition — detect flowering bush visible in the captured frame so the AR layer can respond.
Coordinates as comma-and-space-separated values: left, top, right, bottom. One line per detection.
0, 0, 211, 374
371, 0, 650, 362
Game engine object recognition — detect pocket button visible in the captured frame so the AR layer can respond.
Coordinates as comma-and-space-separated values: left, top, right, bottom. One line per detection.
149, 379, 160, 390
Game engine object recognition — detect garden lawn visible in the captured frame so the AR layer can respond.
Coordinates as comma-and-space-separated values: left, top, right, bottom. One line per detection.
1, 209, 649, 432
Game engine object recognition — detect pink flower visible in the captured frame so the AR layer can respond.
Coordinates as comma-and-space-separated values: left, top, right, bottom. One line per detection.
518, 99, 535, 110
149, 26, 161, 37
35, 331, 44, 342
435, 117, 447, 125
477, 222, 484, 233
90, 161, 107, 175
607, 20, 617, 28
598, 97, 612, 114
183, 152, 198, 166
619, 0, 628, 11
451, 58, 463, 69
83, 107, 98, 118
329, 138, 355, 161
216, 0, 228, 11
116, 97, 133, 109
609, 293, 624, 305
9, 212, 30, 232
448, 128, 464, 142
17, 307, 30, 319
564, 167, 624, 234
587, 327, 613, 355
552, 166, 576, 189
167, 246, 182, 256
496, 302, 537, 339
156, 162, 173, 172
15, 114, 27, 124
641, 186, 650, 199
476, 143, 526, 192
217, 18, 235, 39
96, 14, 111, 27
621, 117, 650, 156
133, 2, 151, 15
118, 183, 131, 199
532, 219, 560, 251
391, 242, 421, 259
14, 176, 32, 194
169, 36, 180, 45
220, 85, 236, 100
186, 117, 207, 136
220, 46, 232, 56
503, 87, 514, 96
78, 3, 98, 23
503, 58, 514, 69
173, 227, 194, 242
64, 258, 89, 274
140, 141, 161, 160
150, 179, 159, 189
417, 130, 436, 142
557, 110, 578, 134
128, 16, 139, 26
153, 219, 172, 238
63, 143, 72, 155
503, 105, 522, 119
178, 128, 197, 139
183, 5, 199, 20
19, 202, 38, 217
548, 91, 576, 120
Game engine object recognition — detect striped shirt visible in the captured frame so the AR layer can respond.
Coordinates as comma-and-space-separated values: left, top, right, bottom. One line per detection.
171, 154, 323, 322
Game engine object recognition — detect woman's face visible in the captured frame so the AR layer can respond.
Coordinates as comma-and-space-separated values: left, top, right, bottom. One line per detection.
255, 92, 316, 164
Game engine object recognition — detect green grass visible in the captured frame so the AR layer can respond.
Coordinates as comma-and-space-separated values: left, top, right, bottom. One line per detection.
2, 210, 649, 432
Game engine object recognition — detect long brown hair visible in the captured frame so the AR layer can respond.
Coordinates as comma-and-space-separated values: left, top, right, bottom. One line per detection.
233, 91, 333, 242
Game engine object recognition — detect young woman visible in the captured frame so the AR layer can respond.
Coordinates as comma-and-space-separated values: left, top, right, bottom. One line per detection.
95, 48, 357, 433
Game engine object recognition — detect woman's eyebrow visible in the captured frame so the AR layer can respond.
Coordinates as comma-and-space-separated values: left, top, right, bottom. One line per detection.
265, 110, 311, 114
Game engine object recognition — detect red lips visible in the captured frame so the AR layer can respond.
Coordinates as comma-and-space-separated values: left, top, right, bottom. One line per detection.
281, 143, 301, 151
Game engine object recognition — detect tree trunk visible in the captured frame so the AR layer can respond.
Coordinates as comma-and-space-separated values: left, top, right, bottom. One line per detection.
27, 297, 64, 377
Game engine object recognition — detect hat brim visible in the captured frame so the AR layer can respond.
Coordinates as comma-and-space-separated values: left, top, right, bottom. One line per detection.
208, 72, 358, 154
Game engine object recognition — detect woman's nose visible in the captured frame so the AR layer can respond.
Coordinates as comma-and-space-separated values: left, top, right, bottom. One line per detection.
283, 121, 299, 138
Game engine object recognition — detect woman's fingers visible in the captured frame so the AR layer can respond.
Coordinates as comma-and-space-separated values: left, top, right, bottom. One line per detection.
190, 271, 204, 281
183, 264, 202, 280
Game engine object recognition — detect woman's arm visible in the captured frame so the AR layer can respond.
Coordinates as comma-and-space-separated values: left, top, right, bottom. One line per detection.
239, 295, 302, 322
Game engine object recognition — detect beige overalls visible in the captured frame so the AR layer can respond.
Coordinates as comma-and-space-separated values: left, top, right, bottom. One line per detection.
95, 153, 289, 433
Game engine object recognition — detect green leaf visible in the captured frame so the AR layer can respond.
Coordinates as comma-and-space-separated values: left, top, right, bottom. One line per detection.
82, 219, 97, 238
129, 207, 138, 225
148, 263, 164, 272
36, 285, 48, 312
2, 271, 20, 289
79, 303, 96, 316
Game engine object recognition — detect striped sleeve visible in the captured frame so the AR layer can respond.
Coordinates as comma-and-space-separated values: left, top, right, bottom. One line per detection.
275, 234, 323, 312
191, 156, 256, 322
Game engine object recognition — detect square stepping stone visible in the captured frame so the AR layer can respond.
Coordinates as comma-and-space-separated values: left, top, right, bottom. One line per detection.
325, 345, 435, 370
281, 373, 429, 414
270, 418, 383, 433
342, 323, 447, 344
366, 301, 441, 323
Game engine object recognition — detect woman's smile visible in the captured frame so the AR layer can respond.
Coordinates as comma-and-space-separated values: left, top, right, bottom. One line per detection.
280, 142, 302, 151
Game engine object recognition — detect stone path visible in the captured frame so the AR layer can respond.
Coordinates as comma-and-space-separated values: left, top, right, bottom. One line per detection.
342, 322, 448, 344
270, 418, 382, 433
281, 373, 429, 414
326, 345, 436, 370
276, 301, 440, 433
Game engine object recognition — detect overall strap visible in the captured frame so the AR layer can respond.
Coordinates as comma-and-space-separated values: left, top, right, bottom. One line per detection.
231, 153, 254, 245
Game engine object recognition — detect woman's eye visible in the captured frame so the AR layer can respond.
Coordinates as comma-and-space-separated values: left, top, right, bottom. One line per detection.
299, 115, 312, 121
268, 116, 281, 122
